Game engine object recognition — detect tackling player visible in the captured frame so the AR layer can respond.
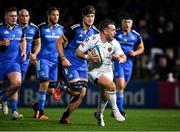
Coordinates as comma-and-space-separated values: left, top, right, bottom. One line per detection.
56, 5, 98, 124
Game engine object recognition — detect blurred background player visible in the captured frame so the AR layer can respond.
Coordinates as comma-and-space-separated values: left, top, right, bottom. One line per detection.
56, 5, 98, 124
18, 9, 41, 80
33, 7, 64, 120
0, 7, 26, 120
1, 9, 41, 117
76, 19, 126, 126
113, 16, 144, 117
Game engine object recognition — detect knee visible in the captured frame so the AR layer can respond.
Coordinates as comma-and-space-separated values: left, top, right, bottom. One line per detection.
11, 80, 21, 90
107, 82, 116, 92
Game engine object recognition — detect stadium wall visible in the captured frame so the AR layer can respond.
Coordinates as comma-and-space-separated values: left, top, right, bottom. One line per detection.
19, 81, 180, 108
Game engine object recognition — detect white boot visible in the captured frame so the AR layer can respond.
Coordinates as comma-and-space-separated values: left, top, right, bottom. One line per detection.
2, 101, 8, 115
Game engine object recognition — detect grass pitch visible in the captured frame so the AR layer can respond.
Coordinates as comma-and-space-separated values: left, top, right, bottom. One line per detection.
0, 108, 180, 131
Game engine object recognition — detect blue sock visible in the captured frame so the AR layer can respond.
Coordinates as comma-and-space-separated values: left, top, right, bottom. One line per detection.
2, 95, 8, 102
38, 91, 46, 112
116, 91, 124, 112
11, 99, 18, 113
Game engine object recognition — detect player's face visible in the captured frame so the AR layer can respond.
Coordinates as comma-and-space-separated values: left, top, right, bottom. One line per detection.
19, 10, 30, 26
105, 24, 116, 42
122, 19, 133, 32
83, 14, 95, 27
49, 10, 59, 25
5, 11, 17, 26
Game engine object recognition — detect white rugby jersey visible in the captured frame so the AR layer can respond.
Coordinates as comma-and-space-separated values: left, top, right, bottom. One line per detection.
79, 34, 124, 67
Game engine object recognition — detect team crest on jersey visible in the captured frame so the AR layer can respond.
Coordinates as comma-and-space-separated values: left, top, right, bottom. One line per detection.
108, 47, 112, 52
52, 33, 55, 36
29, 29, 35, 34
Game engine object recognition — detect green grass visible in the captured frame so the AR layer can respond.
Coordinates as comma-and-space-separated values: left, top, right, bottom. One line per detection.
0, 108, 180, 131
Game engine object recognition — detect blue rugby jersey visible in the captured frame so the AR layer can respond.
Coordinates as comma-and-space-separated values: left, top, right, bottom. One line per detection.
0, 23, 24, 62
63, 23, 99, 70
38, 22, 64, 62
115, 29, 144, 60
17, 22, 40, 61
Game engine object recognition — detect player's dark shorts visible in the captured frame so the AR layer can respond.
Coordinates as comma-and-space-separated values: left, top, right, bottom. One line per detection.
35, 58, 58, 81
0, 62, 21, 81
113, 60, 133, 81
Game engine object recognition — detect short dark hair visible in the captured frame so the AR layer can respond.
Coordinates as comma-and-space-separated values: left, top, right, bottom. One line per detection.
122, 14, 133, 20
98, 19, 115, 32
82, 5, 95, 16
47, 7, 59, 16
5, 7, 17, 15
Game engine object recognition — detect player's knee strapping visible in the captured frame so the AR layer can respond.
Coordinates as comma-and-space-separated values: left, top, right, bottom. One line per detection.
66, 81, 88, 95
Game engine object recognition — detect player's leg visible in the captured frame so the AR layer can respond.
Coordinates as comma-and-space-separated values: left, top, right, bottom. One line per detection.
8, 60, 29, 118
59, 70, 88, 124
11, 92, 23, 120
35, 59, 49, 120
94, 88, 107, 126
0, 80, 9, 115
114, 62, 132, 117
7, 71, 23, 120
90, 71, 125, 121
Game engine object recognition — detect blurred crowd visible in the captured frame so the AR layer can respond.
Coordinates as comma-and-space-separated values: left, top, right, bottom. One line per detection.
0, 0, 180, 81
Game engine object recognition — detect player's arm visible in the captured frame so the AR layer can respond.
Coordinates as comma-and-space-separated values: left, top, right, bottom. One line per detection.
20, 36, 27, 61
113, 40, 126, 63
129, 43, 144, 56
56, 35, 71, 67
129, 35, 144, 56
76, 39, 99, 62
0, 39, 10, 46
30, 38, 41, 63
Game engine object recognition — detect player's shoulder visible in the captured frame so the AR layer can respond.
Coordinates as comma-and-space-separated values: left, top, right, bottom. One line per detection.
116, 27, 122, 32
0, 23, 4, 28
70, 24, 81, 30
56, 23, 64, 29
38, 22, 46, 28
89, 34, 99, 41
29, 22, 38, 28
111, 38, 120, 46
132, 30, 141, 36
85, 34, 99, 44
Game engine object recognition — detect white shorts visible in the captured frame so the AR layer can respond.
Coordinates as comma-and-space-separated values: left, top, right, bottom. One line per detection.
89, 68, 113, 82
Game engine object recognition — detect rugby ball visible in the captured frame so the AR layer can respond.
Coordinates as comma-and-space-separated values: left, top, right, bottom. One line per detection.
91, 45, 106, 63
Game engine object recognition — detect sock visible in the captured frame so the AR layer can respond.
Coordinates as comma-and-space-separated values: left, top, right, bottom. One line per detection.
11, 99, 18, 113
116, 91, 124, 112
107, 90, 118, 110
97, 99, 108, 114
38, 91, 46, 114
